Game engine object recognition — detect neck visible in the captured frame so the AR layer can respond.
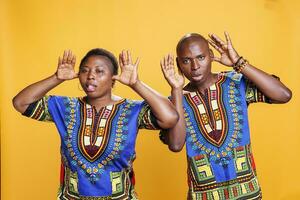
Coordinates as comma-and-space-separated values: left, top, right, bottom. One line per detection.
85, 92, 114, 109
189, 73, 218, 93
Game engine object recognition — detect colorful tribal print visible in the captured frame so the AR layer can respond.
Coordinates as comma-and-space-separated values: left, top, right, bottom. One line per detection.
23, 96, 158, 199
161, 71, 271, 200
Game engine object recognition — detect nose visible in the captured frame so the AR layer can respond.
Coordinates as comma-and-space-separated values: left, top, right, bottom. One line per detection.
87, 71, 95, 80
191, 58, 200, 70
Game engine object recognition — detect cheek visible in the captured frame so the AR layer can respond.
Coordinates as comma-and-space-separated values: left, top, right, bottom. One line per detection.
78, 76, 85, 85
99, 74, 113, 85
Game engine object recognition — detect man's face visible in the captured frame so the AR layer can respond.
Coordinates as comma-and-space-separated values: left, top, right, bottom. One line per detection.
177, 39, 213, 85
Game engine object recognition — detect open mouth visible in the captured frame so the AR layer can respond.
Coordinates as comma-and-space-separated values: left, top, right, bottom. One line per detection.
85, 83, 97, 92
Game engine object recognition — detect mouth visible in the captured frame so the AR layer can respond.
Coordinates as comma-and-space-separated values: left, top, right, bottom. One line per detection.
85, 83, 97, 92
190, 72, 203, 81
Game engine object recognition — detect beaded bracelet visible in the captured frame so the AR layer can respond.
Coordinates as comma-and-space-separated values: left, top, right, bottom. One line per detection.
233, 57, 248, 73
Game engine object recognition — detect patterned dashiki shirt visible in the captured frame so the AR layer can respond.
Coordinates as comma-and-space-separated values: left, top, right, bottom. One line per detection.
23, 96, 159, 199
161, 71, 275, 200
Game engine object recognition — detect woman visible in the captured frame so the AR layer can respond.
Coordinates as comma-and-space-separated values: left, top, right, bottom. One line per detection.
13, 48, 178, 199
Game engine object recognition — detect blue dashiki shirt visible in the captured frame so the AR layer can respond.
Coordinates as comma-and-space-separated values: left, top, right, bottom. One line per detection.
161, 71, 275, 200
23, 96, 159, 200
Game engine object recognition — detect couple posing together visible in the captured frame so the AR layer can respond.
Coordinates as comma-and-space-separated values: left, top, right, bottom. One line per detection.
13, 32, 291, 200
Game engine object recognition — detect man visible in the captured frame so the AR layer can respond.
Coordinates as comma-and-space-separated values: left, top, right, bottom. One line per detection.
160, 32, 292, 199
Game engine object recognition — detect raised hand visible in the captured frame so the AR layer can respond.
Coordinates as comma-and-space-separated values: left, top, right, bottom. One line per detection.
161, 54, 184, 89
113, 50, 140, 87
208, 32, 240, 67
56, 50, 78, 80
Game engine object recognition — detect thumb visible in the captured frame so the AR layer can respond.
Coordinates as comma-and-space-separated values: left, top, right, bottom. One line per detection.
74, 73, 79, 78
213, 57, 221, 63
112, 75, 120, 81
134, 57, 140, 70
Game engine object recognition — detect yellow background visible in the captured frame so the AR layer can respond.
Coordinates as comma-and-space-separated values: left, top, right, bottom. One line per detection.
1, 0, 300, 199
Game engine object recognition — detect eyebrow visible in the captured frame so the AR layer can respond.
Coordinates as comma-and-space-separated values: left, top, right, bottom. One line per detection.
82, 65, 106, 68
180, 54, 206, 59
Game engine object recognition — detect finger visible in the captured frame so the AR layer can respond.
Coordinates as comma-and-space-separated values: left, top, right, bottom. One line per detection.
127, 50, 132, 64
167, 54, 171, 67
58, 56, 62, 67
160, 59, 169, 79
71, 55, 76, 67
224, 31, 233, 46
134, 57, 140, 68
163, 56, 167, 69
178, 66, 183, 76
121, 50, 126, 65
160, 59, 165, 71
170, 54, 174, 67
125, 50, 130, 65
119, 53, 124, 69
62, 50, 68, 64
67, 50, 73, 63
213, 56, 221, 63
208, 39, 224, 53
112, 75, 120, 81
74, 72, 79, 78
209, 33, 226, 47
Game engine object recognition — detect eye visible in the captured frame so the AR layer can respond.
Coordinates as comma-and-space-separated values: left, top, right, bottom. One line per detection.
80, 68, 88, 73
182, 59, 190, 64
197, 55, 205, 60
96, 69, 104, 74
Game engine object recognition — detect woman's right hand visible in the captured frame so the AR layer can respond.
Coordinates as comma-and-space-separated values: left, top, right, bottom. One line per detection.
160, 54, 184, 89
56, 50, 78, 80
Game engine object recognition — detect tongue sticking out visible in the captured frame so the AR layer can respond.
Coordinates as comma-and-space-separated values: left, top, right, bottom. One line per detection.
87, 85, 96, 92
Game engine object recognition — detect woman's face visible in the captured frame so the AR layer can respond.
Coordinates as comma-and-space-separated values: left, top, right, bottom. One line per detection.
78, 55, 114, 99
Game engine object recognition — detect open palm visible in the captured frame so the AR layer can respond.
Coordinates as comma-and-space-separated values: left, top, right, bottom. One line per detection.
113, 50, 140, 86
208, 32, 240, 67
56, 50, 78, 80
161, 54, 184, 89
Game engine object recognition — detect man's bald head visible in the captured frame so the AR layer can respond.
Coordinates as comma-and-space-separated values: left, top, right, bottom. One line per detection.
176, 33, 209, 55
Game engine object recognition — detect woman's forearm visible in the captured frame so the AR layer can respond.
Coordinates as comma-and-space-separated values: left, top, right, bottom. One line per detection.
12, 74, 64, 113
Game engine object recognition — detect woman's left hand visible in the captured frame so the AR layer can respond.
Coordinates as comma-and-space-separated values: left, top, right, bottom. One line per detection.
208, 31, 240, 67
113, 50, 140, 87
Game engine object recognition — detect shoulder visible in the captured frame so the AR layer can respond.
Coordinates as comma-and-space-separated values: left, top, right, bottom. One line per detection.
220, 71, 243, 81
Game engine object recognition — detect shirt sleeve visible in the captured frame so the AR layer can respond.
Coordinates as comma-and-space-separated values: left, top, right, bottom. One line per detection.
244, 75, 279, 104
137, 101, 161, 130
22, 96, 53, 122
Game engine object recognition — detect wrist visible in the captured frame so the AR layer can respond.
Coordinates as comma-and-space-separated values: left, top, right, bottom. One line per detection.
53, 72, 65, 83
171, 87, 183, 93
130, 79, 141, 90
233, 57, 249, 73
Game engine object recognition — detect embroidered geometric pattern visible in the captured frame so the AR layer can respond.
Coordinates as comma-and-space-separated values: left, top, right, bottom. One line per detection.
78, 99, 121, 162
110, 169, 138, 200
57, 163, 80, 200
22, 96, 53, 122
64, 98, 134, 183
185, 73, 243, 166
22, 96, 159, 198
188, 145, 262, 200
186, 75, 228, 147
138, 103, 160, 130
157, 71, 273, 200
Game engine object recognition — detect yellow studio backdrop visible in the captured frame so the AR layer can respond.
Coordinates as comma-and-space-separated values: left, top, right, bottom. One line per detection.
1, 0, 300, 199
